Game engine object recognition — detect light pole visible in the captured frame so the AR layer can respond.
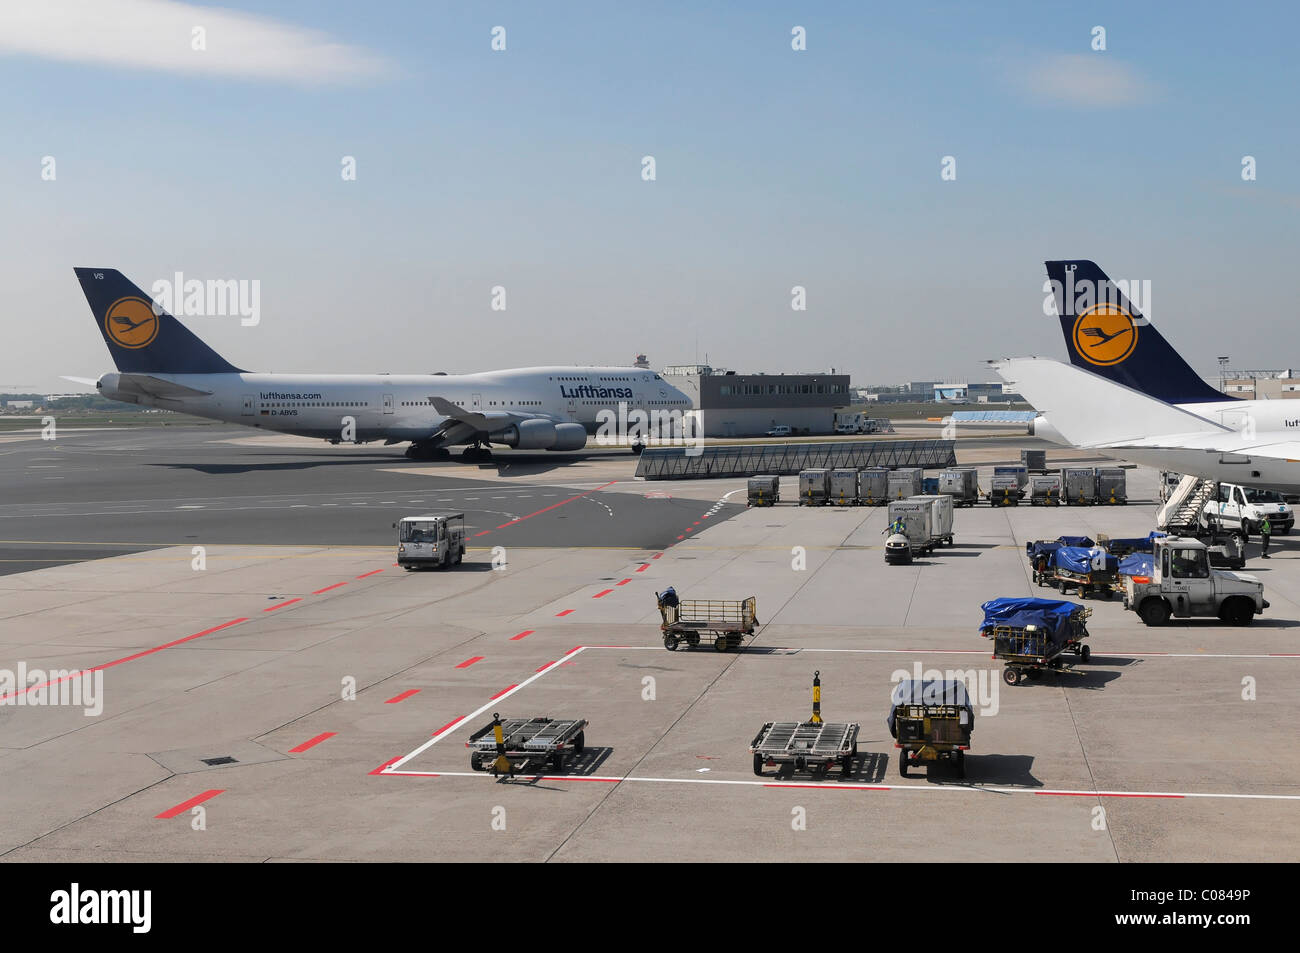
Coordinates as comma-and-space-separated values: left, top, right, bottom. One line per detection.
1218, 356, 1230, 394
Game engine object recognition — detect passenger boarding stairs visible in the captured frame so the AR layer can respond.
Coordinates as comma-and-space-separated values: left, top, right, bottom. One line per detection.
1155, 475, 1218, 535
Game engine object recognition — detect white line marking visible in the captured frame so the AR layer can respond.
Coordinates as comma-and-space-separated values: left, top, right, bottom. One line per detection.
384, 646, 588, 773
379, 770, 1300, 801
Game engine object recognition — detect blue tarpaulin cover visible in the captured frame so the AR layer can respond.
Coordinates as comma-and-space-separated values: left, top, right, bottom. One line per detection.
1118, 553, 1154, 577
1056, 535, 1096, 548
887, 679, 974, 737
1052, 546, 1119, 574
979, 597, 1085, 644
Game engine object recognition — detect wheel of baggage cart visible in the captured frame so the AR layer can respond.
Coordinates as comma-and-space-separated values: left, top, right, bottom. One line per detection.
898, 753, 909, 778
714, 635, 729, 652
1080, 644, 1091, 662
955, 750, 966, 779
1002, 667, 1020, 686
663, 633, 679, 651
851, 741, 858, 757
470, 752, 485, 771
1057, 581, 1068, 594
753, 753, 764, 777
572, 731, 585, 754
841, 754, 853, 776
550, 749, 566, 772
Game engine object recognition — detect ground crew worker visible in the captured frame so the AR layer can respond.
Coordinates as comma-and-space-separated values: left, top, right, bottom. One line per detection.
884, 517, 906, 536
1261, 516, 1272, 559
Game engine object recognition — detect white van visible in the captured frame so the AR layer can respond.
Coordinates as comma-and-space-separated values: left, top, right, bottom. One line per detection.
766, 425, 792, 437
1204, 483, 1293, 536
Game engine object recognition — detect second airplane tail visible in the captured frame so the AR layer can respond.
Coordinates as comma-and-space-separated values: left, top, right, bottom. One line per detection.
1046, 259, 1227, 404
75, 268, 245, 375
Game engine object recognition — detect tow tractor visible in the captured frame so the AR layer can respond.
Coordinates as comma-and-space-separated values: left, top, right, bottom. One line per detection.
750, 672, 859, 778
1125, 536, 1268, 626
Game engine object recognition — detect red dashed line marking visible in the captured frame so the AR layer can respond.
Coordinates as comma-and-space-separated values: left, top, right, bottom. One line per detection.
263, 598, 301, 612
312, 582, 348, 595
369, 756, 402, 776
675, 535, 685, 540
490, 685, 518, 700
636, 564, 649, 572
356, 569, 384, 579
432, 717, 465, 737
593, 589, 613, 598
386, 689, 421, 704
289, 732, 337, 753
510, 630, 534, 641
456, 656, 484, 669
156, 790, 223, 819
536, 661, 555, 672
652, 553, 663, 559
616, 578, 631, 586
474, 530, 492, 537
556, 609, 574, 617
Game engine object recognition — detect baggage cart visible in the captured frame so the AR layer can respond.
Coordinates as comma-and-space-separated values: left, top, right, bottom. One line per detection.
979, 597, 1092, 685
888, 679, 974, 778
466, 713, 588, 775
799, 468, 831, 506
828, 468, 860, 506
657, 589, 759, 651
747, 474, 780, 507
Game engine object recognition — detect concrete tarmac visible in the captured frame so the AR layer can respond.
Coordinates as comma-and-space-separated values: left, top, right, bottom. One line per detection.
1, 428, 1294, 862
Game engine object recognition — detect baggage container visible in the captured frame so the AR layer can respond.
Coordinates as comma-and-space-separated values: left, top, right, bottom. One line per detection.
938, 468, 979, 506
992, 465, 1028, 489
988, 473, 1023, 507
888, 467, 924, 500
857, 467, 890, 505
886, 499, 935, 562
1020, 449, 1047, 472
1029, 473, 1061, 506
747, 475, 780, 507
1095, 466, 1127, 505
1062, 467, 1096, 505
910, 493, 954, 546
799, 468, 831, 506
828, 468, 860, 506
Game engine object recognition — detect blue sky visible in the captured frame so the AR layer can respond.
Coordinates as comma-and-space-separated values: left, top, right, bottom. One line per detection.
2, 1, 1297, 390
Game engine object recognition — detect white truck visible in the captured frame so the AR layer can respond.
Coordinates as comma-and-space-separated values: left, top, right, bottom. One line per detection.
1125, 536, 1268, 626
1203, 483, 1293, 537
395, 513, 466, 570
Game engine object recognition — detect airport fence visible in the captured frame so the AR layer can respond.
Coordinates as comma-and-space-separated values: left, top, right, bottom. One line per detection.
635, 439, 958, 481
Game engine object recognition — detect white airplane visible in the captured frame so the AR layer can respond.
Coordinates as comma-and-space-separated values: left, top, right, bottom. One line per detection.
993, 260, 1300, 492
72, 268, 692, 460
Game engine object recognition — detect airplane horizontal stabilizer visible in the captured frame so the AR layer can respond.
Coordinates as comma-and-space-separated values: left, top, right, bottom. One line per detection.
991, 358, 1229, 448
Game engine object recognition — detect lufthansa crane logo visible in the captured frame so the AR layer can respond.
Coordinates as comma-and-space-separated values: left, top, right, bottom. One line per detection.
1072, 302, 1138, 366
104, 296, 159, 349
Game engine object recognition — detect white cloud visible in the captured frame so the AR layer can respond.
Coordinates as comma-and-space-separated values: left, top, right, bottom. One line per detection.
1016, 54, 1157, 107
0, 0, 392, 84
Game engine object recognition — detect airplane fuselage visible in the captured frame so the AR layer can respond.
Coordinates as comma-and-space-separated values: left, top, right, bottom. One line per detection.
97, 366, 693, 446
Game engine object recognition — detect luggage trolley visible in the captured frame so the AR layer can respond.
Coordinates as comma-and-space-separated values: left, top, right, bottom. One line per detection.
466, 713, 588, 776
657, 588, 759, 652
979, 598, 1092, 686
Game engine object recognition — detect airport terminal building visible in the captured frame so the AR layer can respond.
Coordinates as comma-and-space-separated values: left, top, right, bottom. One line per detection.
663, 365, 851, 437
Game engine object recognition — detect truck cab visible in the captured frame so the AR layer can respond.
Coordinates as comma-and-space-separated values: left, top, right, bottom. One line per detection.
1126, 536, 1266, 626
395, 513, 466, 570
1204, 483, 1293, 537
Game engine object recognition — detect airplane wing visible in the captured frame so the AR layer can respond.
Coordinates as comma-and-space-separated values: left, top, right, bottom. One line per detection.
427, 396, 558, 431
991, 358, 1229, 448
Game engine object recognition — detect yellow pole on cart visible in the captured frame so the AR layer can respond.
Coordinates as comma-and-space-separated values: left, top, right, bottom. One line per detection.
491, 712, 513, 775
811, 671, 822, 725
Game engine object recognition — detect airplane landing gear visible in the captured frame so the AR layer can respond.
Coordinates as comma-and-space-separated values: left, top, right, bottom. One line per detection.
461, 443, 493, 462
405, 442, 450, 461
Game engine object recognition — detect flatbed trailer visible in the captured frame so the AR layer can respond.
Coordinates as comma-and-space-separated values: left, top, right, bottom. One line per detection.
750, 720, 858, 777
466, 714, 587, 775
658, 594, 758, 651
1053, 565, 1118, 599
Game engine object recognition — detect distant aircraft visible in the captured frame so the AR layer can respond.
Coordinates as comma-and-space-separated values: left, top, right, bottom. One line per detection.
72, 268, 692, 460
994, 260, 1300, 492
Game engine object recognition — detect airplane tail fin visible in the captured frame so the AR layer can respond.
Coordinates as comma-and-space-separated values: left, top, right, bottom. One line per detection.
75, 268, 244, 374
1046, 260, 1226, 404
